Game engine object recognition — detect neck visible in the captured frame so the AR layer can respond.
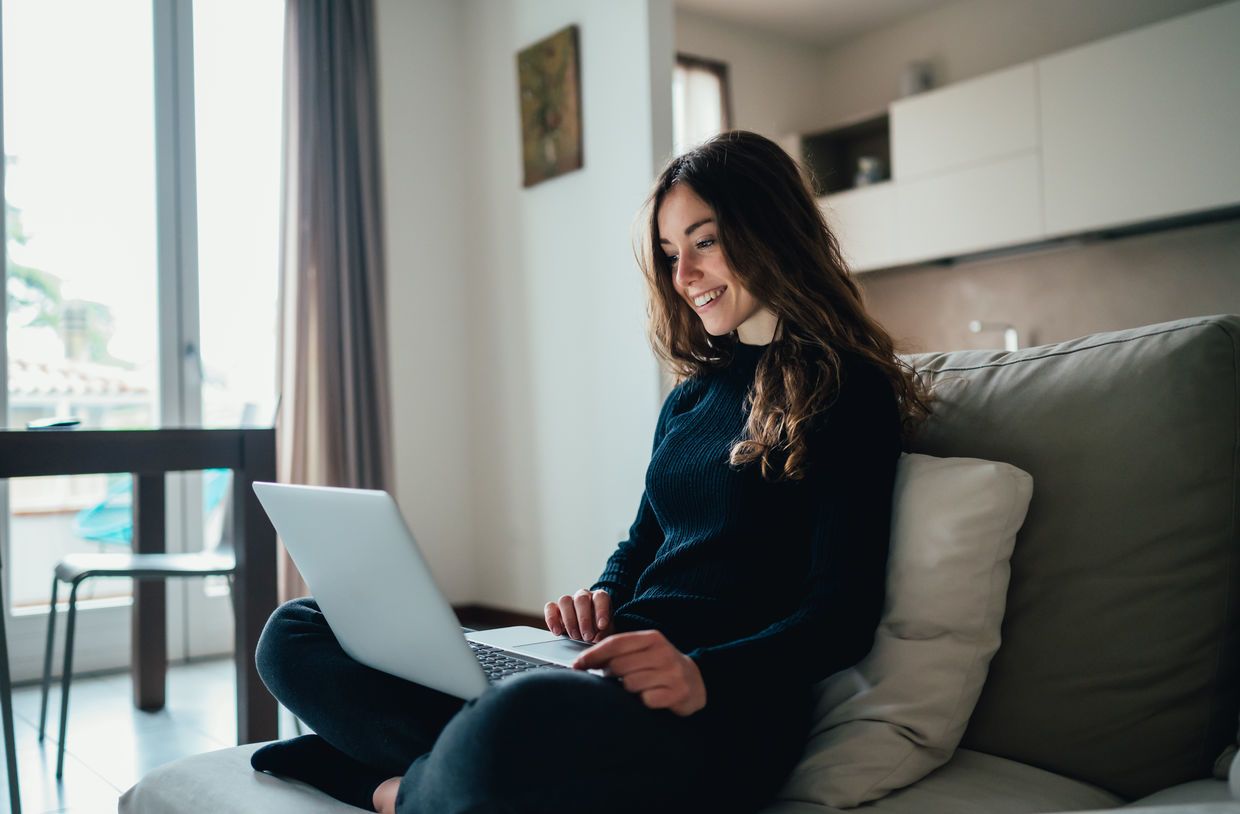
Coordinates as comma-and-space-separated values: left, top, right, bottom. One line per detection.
737, 308, 779, 345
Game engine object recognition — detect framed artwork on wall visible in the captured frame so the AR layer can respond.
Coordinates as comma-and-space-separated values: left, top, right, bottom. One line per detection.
517, 24, 583, 187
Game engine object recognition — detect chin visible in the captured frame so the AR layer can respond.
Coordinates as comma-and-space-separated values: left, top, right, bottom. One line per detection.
700, 320, 737, 337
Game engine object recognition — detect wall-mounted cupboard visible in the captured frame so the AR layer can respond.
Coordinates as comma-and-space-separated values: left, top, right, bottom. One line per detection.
894, 152, 1043, 262
808, 0, 1240, 274
890, 63, 1038, 181
820, 182, 900, 270
1037, 0, 1240, 237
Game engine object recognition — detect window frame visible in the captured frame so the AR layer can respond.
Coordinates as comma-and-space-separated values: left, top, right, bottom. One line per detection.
675, 52, 734, 133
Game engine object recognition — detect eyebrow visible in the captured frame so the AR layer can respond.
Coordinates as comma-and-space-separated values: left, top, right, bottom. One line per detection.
659, 218, 714, 245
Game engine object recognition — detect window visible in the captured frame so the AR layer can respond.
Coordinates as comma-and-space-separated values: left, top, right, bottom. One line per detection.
3, 0, 161, 611
193, 0, 283, 431
1, 0, 284, 675
672, 54, 732, 155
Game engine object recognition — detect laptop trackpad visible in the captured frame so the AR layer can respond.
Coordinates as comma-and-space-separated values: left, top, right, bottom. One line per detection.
513, 638, 595, 665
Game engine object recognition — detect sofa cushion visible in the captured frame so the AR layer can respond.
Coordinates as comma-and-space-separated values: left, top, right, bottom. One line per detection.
905, 315, 1240, 799
778, 453, 1032, 808
1123, 779, 1234, 807
119, 743, 355, 813
121, 744, 1121, 814
774, 748, 1120, 814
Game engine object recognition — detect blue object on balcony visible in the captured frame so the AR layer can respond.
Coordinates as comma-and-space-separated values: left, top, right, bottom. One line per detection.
72, 469, 231, 546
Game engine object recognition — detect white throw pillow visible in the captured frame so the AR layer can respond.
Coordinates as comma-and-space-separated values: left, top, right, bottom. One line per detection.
777, 452, 1034, 809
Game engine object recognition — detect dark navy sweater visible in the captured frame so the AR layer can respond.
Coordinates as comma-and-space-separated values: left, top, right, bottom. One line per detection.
590, 339, 901, 714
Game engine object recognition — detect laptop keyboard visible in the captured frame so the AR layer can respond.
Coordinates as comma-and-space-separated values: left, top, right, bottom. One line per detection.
466, 639, 564, 683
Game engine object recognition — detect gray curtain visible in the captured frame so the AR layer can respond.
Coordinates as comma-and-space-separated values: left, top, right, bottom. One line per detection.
277, 0, 394, 601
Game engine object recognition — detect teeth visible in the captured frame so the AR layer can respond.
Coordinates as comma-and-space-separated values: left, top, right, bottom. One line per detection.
694, 288, 723, 307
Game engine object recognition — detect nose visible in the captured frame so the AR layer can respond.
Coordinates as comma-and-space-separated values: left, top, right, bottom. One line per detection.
674, 253, 702, 291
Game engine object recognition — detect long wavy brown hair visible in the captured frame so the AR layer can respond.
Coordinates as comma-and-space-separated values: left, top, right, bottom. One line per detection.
639, 130, 932, 482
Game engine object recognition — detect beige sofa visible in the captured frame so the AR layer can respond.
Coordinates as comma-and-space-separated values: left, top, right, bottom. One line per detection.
121, 315, 1240, 813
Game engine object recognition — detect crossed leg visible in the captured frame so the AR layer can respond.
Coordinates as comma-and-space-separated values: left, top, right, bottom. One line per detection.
255, 597, 808, 814
393, 667, 723, 814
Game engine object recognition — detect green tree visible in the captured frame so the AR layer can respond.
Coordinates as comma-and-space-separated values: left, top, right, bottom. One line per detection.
5, 156, 126, 368
6, 193, 62, 331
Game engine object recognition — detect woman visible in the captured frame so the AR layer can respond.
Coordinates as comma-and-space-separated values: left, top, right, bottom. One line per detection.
250, 130, 930, 814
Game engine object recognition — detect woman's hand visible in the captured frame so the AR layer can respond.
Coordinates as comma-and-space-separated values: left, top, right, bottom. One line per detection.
545, 588, 612, 642
572, 629, 707, 717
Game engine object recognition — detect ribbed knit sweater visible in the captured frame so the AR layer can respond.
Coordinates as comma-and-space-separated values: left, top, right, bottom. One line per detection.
590, 339, 902, 715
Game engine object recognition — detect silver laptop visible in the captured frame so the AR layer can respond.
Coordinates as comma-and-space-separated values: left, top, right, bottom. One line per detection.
252, 481, 606, 700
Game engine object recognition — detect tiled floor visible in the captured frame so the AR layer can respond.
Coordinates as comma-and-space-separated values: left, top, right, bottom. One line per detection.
0, 657, 285, 813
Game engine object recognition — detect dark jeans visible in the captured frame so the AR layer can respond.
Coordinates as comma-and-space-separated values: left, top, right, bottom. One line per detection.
255, 597, 811, 814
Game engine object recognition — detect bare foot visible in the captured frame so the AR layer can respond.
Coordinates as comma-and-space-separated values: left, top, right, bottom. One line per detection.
372, 776, 401, 814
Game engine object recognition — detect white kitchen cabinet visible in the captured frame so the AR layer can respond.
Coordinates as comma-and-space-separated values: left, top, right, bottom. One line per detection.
896, 152, 1044, 264
804, 0, 1240, 271
820, 182, 901, 273
1037, 0, 1240, 237
890, 63, 1038, 181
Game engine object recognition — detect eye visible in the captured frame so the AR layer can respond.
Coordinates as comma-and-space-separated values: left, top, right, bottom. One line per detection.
664, 254, 678, 266
696, 238, 715, 250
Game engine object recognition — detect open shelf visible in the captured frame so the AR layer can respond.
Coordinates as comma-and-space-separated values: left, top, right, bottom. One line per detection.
801, 111, 891, 196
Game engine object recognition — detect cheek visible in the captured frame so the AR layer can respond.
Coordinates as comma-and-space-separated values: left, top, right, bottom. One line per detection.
711, 257, 736, 283
729, 286, 754, 311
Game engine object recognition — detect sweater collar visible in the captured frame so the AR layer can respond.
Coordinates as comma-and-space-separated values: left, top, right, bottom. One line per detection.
729, 338, 769, 368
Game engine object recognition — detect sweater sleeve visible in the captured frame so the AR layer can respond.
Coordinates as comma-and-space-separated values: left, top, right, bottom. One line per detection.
589, 383, 687, 607
686, 359, 901, 711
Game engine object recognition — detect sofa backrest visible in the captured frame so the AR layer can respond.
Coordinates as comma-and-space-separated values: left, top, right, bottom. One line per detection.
905, 314, 1239, 800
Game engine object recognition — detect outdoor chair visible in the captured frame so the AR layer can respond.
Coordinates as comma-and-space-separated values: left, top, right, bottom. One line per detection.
38, 473, 238, 778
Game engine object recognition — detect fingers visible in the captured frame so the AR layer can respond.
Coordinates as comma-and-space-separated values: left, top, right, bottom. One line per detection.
573, 590, 595, 640
591, 590, 611, 639
621, 665, 698, 716
548, 589, 613, 641
613, 667, 669, 693
543, 602, 563, 636
613, 667, 690, 714
639, 687, 682, 711
556, 594, 582, 640
573, 629, 661, 668
569, 628, 705, 717
602, 649, 672, 678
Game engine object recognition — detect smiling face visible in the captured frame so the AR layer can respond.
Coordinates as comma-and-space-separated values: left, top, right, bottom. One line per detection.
656, 183, 778, 345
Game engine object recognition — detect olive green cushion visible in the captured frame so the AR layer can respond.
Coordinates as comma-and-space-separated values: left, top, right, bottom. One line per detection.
905, 314, 1240, 799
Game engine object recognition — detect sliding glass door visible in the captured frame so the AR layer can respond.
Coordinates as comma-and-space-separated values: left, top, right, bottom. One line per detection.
186, 0, 284, 658
2, 0, 162, 681
0, 0, 283, 680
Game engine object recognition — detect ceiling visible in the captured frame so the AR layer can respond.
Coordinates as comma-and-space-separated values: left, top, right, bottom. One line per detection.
675, 0, 955, 49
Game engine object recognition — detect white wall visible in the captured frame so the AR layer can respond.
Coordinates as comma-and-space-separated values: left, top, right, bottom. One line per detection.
675, 9, 825, 138
463, 0, 672, 614
378, 0, 673, 611
375, 0, 476, 602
